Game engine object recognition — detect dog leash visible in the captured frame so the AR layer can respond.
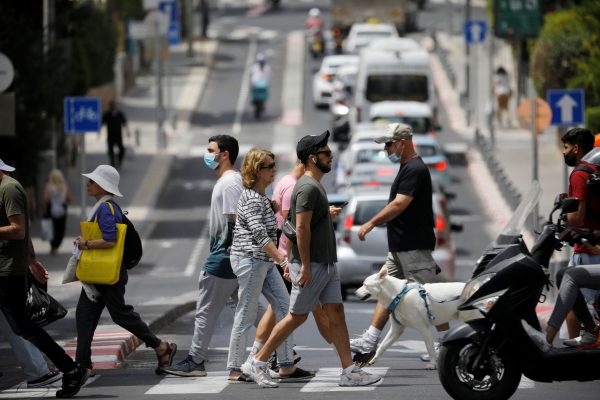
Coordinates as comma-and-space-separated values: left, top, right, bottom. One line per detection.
387, 283, 435, 325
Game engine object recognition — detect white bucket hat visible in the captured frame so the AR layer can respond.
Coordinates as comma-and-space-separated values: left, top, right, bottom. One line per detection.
0, 159, 15, 172
82, 165, 123, 197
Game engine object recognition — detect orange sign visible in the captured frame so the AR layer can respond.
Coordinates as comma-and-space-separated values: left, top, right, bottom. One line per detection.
517, 98, 552, 134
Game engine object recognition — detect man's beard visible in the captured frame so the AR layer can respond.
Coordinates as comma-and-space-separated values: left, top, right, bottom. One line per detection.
315, 158, 331, 173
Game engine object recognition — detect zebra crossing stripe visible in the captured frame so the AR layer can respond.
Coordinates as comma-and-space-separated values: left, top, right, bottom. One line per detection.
145, 372, 229, 395
300, 367, 388, 392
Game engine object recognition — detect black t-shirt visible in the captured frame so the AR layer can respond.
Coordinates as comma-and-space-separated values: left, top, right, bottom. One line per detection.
102, 110, 127, 140
387, 156, 435, 252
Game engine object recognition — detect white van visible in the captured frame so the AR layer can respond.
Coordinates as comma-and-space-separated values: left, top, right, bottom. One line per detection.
350, 48, 437, 128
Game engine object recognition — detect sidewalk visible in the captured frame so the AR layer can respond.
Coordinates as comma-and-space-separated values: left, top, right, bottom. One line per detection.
0, 40, 218, 388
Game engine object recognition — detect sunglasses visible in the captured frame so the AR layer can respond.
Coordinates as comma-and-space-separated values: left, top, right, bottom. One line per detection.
312, 150, 333, 157
260, 162, 276, 170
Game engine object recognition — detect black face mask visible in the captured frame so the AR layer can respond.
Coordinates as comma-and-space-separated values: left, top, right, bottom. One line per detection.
564, 153, 577, 167
314, 157, 331, 173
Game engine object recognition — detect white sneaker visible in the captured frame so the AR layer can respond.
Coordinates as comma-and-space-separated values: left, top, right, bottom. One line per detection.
563, 330, 597, 347
241, 360, 279, 388
521, 320, 551, 352
339, 366, 381, 386
420, 341, 440, 362
349, 332, 379, 353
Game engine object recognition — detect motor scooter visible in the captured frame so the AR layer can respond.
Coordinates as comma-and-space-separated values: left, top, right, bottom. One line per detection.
309, 27, 325, 58
438, 181, 600, 400
251, 79, 268, 119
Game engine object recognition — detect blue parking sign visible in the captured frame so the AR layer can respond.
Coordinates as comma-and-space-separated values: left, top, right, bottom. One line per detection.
465, 20, 487, 44
547, 89, 585, 126
159, 0, 180, 45
64, 97, 101, 134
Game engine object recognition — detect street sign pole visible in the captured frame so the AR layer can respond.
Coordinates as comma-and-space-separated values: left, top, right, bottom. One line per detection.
489, 33, 495, 148
154, 18, 165, 150
80, 134, 86, 221
529, 79, 539, 232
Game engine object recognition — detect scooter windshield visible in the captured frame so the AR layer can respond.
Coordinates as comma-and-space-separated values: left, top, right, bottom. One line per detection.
498, 180, 542, 238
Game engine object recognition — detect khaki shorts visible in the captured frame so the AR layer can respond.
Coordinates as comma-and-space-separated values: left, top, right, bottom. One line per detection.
384, 250, 440, 284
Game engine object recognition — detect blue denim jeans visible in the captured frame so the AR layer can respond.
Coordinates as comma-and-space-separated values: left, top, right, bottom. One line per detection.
227, 255, 293, 371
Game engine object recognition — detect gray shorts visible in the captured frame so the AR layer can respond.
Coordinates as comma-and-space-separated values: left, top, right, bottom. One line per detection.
288, 262, 343, 315
384, 250, 440, 284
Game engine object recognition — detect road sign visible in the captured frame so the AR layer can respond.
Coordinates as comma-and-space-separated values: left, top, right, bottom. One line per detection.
464, 20, 487, 44
547, 89, 585, 126
64, 97, 101, 134
494, 0, 541, 38
517, 98, 552, 134
159, 0, 180, 45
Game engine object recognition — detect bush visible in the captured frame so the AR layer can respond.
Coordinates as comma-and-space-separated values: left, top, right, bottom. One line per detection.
587, 106, 600, 135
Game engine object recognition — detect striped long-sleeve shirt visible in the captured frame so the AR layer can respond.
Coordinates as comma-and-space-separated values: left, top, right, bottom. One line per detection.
231, 189, 278, 261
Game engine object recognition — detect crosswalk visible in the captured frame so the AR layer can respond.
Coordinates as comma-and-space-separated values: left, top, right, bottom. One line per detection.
0, 366, 537, 398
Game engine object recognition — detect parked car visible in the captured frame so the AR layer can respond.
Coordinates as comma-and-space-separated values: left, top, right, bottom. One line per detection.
368, 101, 437, 135
335, 185, 456, 299
342, 22, 399, 54
312, 55, 359, 107
336, 134, 451, 193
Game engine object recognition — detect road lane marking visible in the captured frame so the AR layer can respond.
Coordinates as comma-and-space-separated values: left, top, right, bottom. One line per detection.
300, 367, 387, 392
232, 33, 258, 135
0, 376, 99, 398
185, 223, 210, 277
146, 372, 229, 394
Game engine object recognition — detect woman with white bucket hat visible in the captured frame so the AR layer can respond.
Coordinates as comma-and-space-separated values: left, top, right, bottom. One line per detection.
73, 165, 177, 375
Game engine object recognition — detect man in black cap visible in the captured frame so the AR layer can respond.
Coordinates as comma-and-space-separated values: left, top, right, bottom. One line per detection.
242, 131, 382, 388
350, 122, 441, 363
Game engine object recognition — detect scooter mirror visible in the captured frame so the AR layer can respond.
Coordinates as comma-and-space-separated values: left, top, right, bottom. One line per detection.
560, 197, 580, 214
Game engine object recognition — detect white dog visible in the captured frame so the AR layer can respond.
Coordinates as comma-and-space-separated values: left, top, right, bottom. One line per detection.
354, 269, 480, 369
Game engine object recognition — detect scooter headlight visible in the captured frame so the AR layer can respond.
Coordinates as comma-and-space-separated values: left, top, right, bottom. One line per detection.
471, 289, 508, 314
460, 273, 496, 303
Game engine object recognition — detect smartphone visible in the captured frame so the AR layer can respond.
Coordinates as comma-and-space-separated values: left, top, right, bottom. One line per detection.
339, 201, 349, 208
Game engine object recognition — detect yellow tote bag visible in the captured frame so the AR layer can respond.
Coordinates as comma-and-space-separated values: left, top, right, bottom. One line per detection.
76, 202, 127, 285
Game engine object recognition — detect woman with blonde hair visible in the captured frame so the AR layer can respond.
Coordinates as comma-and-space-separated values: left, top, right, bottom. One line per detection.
43, 169, 72, 255
227, 148, 313, 385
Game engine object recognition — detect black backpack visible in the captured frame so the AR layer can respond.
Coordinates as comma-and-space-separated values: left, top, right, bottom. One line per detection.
108, 202, 143, 269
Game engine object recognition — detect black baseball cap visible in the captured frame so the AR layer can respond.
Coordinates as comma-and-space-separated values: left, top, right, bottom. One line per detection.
296, 130, 330, 159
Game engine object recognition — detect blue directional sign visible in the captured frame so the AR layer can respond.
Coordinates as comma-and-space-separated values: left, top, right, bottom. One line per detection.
159, 0, 180, 45
465, 20, 487, 44
64, 97, 101, 134
547, 89, 585, 126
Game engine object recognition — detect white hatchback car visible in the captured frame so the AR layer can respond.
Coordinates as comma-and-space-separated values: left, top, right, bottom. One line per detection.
313, 55, 359, 107
343, 23, 399, 54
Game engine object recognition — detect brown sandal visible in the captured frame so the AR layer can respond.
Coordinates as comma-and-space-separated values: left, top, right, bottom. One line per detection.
155, 341, 177, 375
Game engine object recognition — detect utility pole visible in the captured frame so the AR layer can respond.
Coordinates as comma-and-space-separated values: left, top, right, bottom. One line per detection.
43, 0, 57, 169
464, 0, 471, 122
185, 0, 194, 57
